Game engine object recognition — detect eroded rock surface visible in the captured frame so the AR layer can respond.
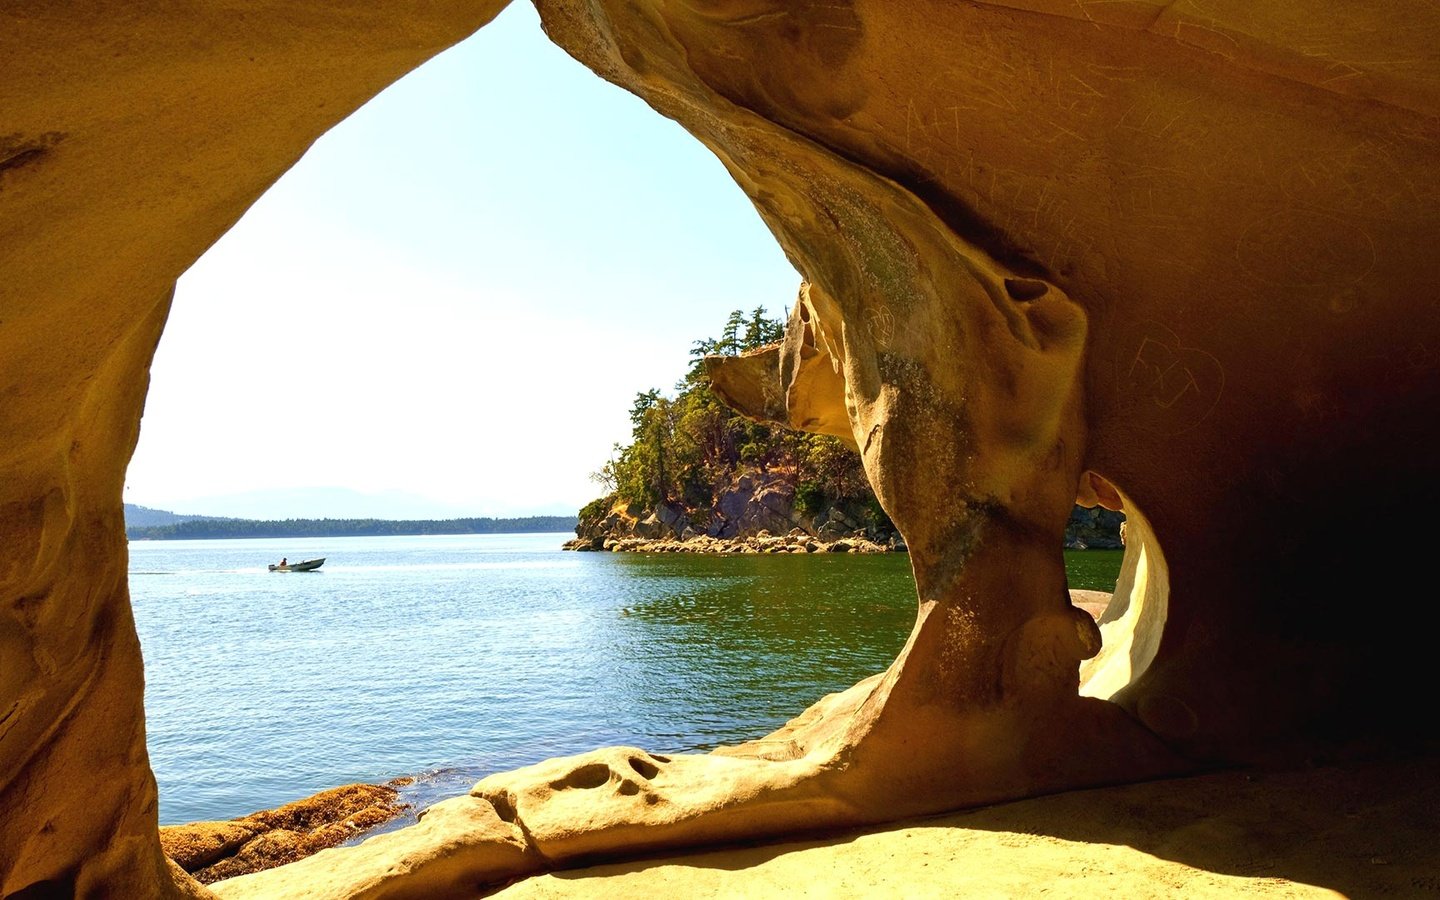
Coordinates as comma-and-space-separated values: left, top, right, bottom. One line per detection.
540, 0, 1440, 761
3, 0, 1438, 896
486, 754, 1440, 899
0, 4, 512, 896
211, 795, 534, 900
161, 783, 408, 884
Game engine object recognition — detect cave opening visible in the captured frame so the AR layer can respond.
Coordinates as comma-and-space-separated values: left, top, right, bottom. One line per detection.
8, 2, 1439, 896
1077, 480, 1165, 702
117, 0, 1136, 881
123, 1, 803, 834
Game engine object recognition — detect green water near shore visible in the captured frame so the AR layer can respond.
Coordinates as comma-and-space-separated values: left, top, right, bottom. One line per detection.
1063, 549, 1124, 592
131, 535, 1124, 827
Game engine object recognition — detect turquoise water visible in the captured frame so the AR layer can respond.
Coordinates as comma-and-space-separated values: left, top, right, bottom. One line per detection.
130, 535, 1121, 828
130, 534, 918, 826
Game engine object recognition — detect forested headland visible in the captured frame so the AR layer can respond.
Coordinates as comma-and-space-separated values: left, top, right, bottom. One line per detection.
573, 308, 895, 546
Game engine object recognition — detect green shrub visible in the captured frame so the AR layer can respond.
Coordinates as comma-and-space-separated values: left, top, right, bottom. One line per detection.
577, 495, 616, 531
795, 481, 826, 515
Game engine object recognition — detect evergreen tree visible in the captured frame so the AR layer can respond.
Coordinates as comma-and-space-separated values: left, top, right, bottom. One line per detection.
583, 308, 880, 529
743, 305, 784, 349
719, 309, 745, 356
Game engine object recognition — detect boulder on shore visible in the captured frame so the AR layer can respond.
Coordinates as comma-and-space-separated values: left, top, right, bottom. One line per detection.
160, 783, 408, 884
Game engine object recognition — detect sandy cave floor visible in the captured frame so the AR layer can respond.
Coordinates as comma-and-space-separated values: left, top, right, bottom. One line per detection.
488, 753, 1440, 898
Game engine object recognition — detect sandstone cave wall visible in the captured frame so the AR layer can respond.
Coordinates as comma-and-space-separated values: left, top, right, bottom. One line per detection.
0, 4, 510, 894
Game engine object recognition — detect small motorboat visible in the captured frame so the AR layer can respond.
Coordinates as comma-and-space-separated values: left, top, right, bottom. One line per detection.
268, 558, 325, 572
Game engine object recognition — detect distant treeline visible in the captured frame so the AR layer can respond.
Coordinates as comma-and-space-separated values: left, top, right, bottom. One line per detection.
127, 516, 577, 540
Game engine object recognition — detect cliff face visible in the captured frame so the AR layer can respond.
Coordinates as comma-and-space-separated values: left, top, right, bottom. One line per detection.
569, 470, 897, 549
1065, 507, 1125, 551
5, 1, 1440, 897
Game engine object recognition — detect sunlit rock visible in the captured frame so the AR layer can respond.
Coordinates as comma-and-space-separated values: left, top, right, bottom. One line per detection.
2, 0, 1438, 895
162, 783, 408, 884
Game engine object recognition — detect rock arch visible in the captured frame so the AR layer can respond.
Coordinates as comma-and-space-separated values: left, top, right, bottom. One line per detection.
3, 1, 1438, 896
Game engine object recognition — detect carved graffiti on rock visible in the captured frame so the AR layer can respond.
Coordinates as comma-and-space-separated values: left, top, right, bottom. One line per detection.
1117, 321, 1225, 435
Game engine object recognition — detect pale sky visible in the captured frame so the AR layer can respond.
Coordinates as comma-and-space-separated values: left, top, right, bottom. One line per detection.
124, 3, 800, 519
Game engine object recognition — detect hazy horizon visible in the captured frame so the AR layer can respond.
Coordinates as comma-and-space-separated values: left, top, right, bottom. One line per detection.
126, 486, 578, 521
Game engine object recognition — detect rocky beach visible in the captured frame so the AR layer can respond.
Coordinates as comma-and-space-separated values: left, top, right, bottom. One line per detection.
565, 528, 900, 555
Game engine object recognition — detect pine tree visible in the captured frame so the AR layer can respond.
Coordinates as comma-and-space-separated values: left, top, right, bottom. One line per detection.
719, 309, 745, 356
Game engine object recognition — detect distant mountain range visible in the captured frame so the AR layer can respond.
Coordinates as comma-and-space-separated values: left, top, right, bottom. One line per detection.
123, 504, 576, 540
123, 504, 224, 529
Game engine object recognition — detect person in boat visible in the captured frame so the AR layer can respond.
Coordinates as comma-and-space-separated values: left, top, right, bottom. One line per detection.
278, 557, 287, 567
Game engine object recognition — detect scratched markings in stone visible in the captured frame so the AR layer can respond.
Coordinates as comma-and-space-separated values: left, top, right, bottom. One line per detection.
1278, 137, 1439, 219
864, 305, 896, 349
1235, 209, 1376, 289
1170, 19, 1243, 62
898, 26, 1109, 176
1116, 321, 1225, 435
896, 128, 1096, 276
879, 25, 1136, 279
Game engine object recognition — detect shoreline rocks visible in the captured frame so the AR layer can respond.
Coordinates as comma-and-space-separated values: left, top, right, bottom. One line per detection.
565, 527, 903, 555
160, 782, 410, 884
569, 473, 1121, 557
570, 471, 906, 554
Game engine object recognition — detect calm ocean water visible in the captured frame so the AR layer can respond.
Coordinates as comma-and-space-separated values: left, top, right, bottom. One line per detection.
130, 533, 1121, 832
129, 533, 921, 828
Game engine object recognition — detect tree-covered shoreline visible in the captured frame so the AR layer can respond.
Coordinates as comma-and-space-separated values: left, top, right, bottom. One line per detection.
127, 515, 576, 541
577, 307, 888, 541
